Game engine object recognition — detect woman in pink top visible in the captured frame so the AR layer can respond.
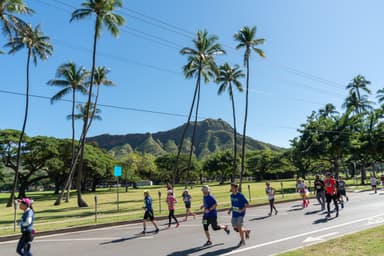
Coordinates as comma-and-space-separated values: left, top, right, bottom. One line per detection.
166, 190, 180, 228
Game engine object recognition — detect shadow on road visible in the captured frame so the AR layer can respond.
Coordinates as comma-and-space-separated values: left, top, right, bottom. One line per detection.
249, 216, 270, 221
166, 243, 224, 256
305, 210, 322, 215
99, 231, 159, 245
199, 245, 242, 256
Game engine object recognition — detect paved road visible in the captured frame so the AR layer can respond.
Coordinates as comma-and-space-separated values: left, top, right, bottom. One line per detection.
1, 190, 383, 256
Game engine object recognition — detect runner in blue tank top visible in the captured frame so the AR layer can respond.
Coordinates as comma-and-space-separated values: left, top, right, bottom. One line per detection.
227, 183, 251, 247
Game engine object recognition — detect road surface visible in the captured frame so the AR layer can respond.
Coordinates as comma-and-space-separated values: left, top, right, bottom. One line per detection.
1, 190, 383, 256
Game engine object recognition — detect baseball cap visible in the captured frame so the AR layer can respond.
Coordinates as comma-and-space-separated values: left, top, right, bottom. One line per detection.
18, 198, 32, 206
201, 185, 210, 192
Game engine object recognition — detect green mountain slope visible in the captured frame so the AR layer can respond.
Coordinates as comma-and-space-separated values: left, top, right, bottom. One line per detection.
87, 118, 285, 159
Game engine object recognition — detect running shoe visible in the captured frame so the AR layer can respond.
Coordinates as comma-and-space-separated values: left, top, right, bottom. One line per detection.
238, 240, 245, 247
141, 230, 146, 234
155, 228, 159, 233
203, 240, 212, 246
224, 225, 230, 235
176, 223, 180, 228
245, 230, 251, 239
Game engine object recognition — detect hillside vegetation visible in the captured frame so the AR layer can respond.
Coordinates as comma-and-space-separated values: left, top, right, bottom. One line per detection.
88, 118, 285, 159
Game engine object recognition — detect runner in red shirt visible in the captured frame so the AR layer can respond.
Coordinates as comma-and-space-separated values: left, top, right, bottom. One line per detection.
324, 172, 339, 218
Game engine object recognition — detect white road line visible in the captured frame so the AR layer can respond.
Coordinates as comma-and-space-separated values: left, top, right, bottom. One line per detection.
222, 213, 384, 255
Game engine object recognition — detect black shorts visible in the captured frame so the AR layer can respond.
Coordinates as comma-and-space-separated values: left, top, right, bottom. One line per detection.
184, 202, 191, 209
202, 216, 220, 231
339, 189, 346, 196
144, 210, 154, 221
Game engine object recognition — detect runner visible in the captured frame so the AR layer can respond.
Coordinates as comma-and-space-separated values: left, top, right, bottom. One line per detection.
324, 172, 339, 218
166, 190, 180, 228
142, 190, 160, 234
296, 179, 309, 208
314, 174, 326, 211
265, 181, 278, 216
370, 175, 377, 194
200, 185, 230, 246
337, 176, 348, 208
17, 198, 35, 256
182, 189, 197, 221
227, 183, 251, 247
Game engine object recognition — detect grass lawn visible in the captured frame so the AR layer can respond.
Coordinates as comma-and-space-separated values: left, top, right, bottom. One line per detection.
277, 225, 384, 256
0, 180, 300, 237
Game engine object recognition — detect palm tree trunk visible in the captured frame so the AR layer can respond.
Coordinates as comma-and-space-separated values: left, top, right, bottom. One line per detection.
65, 89, 77, 202
239, 59, 250, 192
7, 50, 31, 207
186, 76, 201, 188
75, 17, 100, 208
230, 86, 237, 183
173, 75, 200, 186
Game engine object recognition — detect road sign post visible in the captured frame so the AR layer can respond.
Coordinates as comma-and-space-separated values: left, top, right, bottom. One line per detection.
114, 166, 122, 212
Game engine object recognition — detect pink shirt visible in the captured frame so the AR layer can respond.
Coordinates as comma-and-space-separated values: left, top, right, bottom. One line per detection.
166, 195, 176, 210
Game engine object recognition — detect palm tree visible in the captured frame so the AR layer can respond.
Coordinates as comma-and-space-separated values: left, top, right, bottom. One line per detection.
5, 23, 53, 207
176, 29, 225, 186
345, 75, 373, 114
318, 103, 338, 118
48, 62, 89, 203
216, 63, 244, 182
0, 0, 34, 43
234, 26, 265, 190
376, 88, 384, 108
70, 0, 125, 207
87, 66, 114, 130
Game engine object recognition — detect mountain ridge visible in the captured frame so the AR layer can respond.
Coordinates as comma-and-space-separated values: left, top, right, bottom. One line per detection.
87, 118, 285, 159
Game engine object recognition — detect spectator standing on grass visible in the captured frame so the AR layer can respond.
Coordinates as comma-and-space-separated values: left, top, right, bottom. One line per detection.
142, 190, 159, 234
200, 185, 230, 246
228, 183, 251, 247
17, 198, 35, 256
324, 172, 339, 218
166, 190, 180, 228
370, 175, 377, 194
265, 181, 278, 216
182, 189, 197, 221
314, 174, 326, 211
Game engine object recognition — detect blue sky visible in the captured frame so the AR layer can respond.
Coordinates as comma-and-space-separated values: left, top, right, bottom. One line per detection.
1, 0, 383, 148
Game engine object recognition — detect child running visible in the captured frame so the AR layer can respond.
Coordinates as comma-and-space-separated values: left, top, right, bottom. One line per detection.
142, 190, 159, 234
182, 189, 197, 221
166, 190, 180, 228
200, 185, 230, 246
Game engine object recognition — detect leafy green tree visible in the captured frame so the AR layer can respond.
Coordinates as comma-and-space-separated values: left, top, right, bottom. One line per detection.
81, 143, 115, 192
234, 26, 265, 191
48, 62, 89, 201
177, 30, 225, 186
70, 0, 125, 207
203, 150, 233, 184
5, 24, 53, 207
18, 136, 60, 198
216, 63, 244, 182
